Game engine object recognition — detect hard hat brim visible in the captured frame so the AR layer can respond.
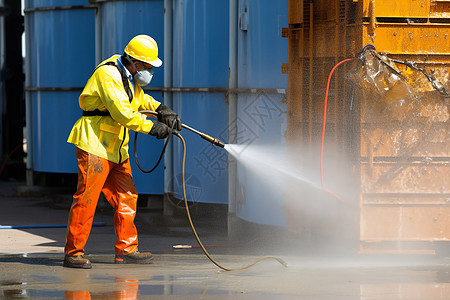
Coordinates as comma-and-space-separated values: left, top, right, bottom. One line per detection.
149, 57, 162, 68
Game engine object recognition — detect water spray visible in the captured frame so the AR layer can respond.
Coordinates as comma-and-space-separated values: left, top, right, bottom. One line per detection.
137, 110, 287, 271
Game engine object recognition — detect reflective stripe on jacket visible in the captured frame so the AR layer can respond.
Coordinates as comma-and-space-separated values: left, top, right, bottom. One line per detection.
67, 55, 161, 163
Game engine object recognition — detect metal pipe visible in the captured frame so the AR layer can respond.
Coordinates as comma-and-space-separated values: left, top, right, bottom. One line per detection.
228, 0, 238, 237
148, 87, 285, 94
24, 0, 33, 186
94, 1, 102, 65
23, 4, 95, 13
0, 0, 5, 159
164, 0, 174, 197
25, 87, 83, 92
308, 0, 314, 145
24, 86, 286, 94
286, 0, 304, 145
334, 0, 339, 144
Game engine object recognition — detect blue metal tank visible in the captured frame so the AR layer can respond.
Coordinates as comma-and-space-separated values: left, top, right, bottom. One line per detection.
172, 0, 229, 204
99, 0, 165, 195
235, 0, 288, 226
25, 0, 95, 173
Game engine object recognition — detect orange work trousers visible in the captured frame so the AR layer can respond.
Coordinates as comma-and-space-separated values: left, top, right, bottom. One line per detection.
65, 148, 139, 256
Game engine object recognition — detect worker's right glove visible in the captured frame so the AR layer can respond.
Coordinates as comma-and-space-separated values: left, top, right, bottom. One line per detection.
149, 121, 173, 139
156, 104, 182, 131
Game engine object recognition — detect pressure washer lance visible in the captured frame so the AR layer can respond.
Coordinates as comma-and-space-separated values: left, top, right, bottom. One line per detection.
138, 110, 288, 271
181, 123, 225, 148
139, 110, 225, 148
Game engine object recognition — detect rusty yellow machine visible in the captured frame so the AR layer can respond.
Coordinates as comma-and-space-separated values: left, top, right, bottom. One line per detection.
283, 0, 450, 254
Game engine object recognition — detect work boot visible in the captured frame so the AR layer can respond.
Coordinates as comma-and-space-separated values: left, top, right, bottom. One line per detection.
63, 255, 92, 269
115, 251, 153, 264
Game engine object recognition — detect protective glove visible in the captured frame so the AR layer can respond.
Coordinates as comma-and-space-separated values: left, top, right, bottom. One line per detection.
156, 104, 182, 131
149, 121, 173, 139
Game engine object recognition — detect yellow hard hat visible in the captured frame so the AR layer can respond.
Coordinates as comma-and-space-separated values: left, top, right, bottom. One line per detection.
124, 35, 162, 67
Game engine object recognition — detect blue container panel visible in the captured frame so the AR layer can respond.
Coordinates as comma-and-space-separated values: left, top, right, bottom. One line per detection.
233, 0, 288, 226
171, 0, 229, 203
234, 93, 287, 226
172, 92, 228, 204
27, 2, 95, 174
173, 0, 229, 87
128, 133, 164, 195
28, 8, 95, 87
32, 91, 80, 173
238, 0, 288, 89
101, 1, 165, 88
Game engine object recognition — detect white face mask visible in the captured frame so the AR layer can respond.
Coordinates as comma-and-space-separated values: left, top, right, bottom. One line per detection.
134, 66, 154, 86
126, 56, 154, 86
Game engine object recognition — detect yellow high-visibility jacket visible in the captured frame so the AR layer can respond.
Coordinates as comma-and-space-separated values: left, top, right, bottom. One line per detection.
67, 55, 161, 163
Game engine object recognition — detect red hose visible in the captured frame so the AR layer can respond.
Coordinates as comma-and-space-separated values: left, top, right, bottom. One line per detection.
320, 58, 355, 202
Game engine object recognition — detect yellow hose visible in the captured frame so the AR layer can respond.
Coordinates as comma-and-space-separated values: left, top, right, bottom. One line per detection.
176, 133, 288, 271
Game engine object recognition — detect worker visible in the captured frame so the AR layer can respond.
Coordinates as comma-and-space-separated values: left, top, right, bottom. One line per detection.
63, 35, 181, 269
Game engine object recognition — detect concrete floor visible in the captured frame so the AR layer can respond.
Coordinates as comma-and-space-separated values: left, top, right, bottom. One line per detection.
1, 181, 450, 299
2, 253, 450, 299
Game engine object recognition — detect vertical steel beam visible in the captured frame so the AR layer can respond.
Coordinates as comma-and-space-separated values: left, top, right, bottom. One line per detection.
228, 0, 238, 238
94, 2, 102, 65
334, 0, 339, 144
286, 0, 304, 146
308, 0, 314, 145
24, 0, 33, 185
164, 0, 174, 199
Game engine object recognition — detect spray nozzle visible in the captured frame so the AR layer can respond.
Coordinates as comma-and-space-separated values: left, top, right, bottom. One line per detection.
184, 125, 225, 148
200, 134, 225, 148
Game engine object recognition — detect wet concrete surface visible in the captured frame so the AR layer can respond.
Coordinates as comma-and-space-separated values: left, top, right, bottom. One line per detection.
1, 181, 450, 299
1, 253, 450, 299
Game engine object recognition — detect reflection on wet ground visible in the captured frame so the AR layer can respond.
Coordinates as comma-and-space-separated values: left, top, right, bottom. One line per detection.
1, 253, 450, 299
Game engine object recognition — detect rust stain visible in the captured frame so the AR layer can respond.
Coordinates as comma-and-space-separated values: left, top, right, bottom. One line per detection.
88, 156, 104, 174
